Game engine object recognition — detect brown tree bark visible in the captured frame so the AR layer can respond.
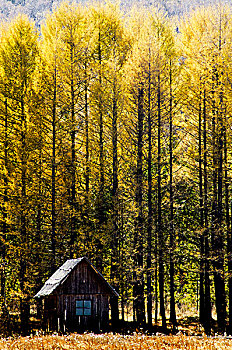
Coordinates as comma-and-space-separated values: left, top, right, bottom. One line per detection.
157, 73, 166, 331
133, 85, 145, 326
110, 77, 119, 326
1, 99, 8, 301
19, 91, 30, 334
169, 60, 177, 330
211, 78, 226, 333
198, 87, 205, 326
70, 42, 76, 259
147, 49, 152, 329
203, 89, 211, 335
51, 67, 57, 273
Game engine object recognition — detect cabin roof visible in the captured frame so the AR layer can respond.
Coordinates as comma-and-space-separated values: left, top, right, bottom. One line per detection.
34, 257, 119, 298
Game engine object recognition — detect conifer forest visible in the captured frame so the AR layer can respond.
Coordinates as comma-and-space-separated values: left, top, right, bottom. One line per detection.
1, 0, 232, 339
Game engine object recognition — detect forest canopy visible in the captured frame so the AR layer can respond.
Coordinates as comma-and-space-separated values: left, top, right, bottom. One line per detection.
0, 0, 232, 336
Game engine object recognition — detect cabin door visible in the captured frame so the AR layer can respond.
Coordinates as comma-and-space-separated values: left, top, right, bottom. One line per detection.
45, 295, 57, 331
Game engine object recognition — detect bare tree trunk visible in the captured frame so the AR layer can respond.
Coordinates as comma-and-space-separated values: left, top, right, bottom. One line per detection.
169, 60, 177, 330
215, 97, 226, 333
119, 201, 125, 322
1, 99, 8, 301
229, 198, 232, 335
51, 68, 57, 273
96, 30, 104, 272
198, 87, 205, 326
224, 115, 232, 334
36, 124, 43, 320
212, 22, 226, 333
84, 60, 91, 258
147, 51, 152, 329
85, 62, 90, 196
155, 232, 158, 324
110, 77, 119, 326
211, 81, 226, 333
133, 85, 145, 326
20, 92, 29, 334
1, 98, 10, 327
203, 89, 211, 335
157, 73, 166, 331
70, 43, 76, 259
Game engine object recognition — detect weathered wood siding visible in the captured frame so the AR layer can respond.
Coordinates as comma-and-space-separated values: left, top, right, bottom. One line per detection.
57, 260, 110, 295
44, 260, 111, 332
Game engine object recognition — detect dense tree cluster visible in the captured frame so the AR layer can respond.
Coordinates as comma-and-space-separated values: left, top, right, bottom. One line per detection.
0, 0, 232, 336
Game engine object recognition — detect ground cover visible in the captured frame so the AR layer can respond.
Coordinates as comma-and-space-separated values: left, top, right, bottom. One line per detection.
0, 333, 231, 350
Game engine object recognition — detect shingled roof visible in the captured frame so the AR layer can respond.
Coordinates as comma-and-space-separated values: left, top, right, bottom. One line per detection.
34, 257, 118, 298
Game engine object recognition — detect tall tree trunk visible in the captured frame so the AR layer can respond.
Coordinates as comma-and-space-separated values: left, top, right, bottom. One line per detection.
211, 91, 217, 316
133, 85, 145, 326
70, 43, 76, 258
226, 108, 232, 334
85, 62, 90, 196
214, 101, 226, 333
96, 30, 104, 272
1, 99, 8, 302
211, 80, 226, 333
36, 126, 43, 320
229, 200, 232, 335
84, 60, 91, 258
155, 232, 158, 324
203, 89, 211, 335
99, 30, 104, 218
147, 51, 152, 329
169, 60, 177, 330
1, 98, 9, 324
20, 92, 29, 334
119, 201, 125, 322
157, 73, 166, 331
51, 68, 57, 273
110, 78, 119, 326
224, 116, 231, 334
212, 23, 226, 333
198, 87, 205, 326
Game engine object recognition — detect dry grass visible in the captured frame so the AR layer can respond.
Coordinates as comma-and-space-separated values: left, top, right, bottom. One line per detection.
0, 333, 231, 350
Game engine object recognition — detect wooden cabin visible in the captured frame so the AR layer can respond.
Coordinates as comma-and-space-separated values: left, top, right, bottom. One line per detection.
34, 257, 118, 332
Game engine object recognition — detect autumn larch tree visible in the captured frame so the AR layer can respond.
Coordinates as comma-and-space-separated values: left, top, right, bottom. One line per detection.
0, 15, 38, 332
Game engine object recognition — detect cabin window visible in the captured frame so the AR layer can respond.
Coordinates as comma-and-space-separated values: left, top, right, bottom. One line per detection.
76, 300, 91, 316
